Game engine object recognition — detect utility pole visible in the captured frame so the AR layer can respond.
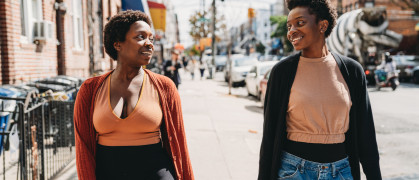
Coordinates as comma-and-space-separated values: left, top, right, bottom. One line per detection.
228, 39, 232, 95
208, 0, 216, 79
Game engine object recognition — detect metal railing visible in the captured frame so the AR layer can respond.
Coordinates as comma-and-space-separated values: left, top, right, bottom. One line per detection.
0, 89, 76, 180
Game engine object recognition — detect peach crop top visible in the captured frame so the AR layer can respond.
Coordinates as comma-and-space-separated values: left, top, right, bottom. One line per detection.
286, 53, 352, 144
93, 73, 162, 146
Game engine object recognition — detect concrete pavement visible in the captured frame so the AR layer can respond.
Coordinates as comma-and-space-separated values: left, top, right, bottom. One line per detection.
179, 72, 263, 180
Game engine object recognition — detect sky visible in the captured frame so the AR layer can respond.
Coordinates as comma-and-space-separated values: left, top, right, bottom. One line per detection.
172, 0, 278, 48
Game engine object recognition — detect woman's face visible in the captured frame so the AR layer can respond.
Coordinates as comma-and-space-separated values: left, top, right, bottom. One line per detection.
287, 7, 326, 51
115, 20, 154, 67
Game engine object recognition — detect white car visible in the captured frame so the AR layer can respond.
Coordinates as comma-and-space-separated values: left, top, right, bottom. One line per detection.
229, 56, 259, 87
245, 61, 278, 99
224, 54, 244, 82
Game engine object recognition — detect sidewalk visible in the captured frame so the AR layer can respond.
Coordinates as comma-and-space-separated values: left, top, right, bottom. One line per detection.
179, 72, 263, 180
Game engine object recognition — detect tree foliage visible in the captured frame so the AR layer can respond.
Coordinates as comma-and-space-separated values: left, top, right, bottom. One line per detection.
189, 11, 211, 42
189, 8, 226, 61
270, 15, 294, 53
189, 9, 226, 43
256, 42, 266, 54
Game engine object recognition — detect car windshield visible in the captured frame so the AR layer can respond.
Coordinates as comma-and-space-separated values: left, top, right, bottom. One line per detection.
260, 65, 273, 75
395, 55, 419, 62
234, 57, 257, 67
264, 70, 271, 79
215, 56, 227, 65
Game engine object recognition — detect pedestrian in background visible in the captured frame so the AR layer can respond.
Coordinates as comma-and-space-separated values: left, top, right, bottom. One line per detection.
199, 60, 207, 80
187, 58, 197, 80
258, 0, 381, 179
74, 10, 194, 180
164, 50, 182, 89
182, 56, 189, 69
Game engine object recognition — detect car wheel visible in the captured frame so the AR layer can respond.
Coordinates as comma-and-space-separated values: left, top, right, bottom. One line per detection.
232, 82, 237, 88
376, 83, 381, 91
256, 87, 260, 100
247, 86, 252, 96
391, 79, 397, 91
260, 92, 265, 107
413, 72, 419, 84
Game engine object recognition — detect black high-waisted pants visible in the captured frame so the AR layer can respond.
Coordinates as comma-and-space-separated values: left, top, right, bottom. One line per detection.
95, 143, 176, 180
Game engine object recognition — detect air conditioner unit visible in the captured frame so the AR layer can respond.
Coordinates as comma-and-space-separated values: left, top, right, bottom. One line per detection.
33, 20, 53, 41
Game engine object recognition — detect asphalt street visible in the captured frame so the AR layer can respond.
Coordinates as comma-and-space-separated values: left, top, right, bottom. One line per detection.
53, 71, 419, 180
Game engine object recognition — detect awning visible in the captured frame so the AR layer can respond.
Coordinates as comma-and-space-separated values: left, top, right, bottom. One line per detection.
122, 0, 151, 17
147, 1, 166, 32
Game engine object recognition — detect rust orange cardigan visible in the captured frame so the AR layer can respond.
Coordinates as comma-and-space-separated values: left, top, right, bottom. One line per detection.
74, 69, 194, 180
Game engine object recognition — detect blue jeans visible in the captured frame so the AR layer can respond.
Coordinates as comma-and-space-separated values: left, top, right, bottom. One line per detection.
277, 151, 353, 180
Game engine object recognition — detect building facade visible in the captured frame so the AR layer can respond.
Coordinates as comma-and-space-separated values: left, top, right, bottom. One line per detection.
338, 0, 419, 54
255, 9, 272, 55
0, 0, 121, 85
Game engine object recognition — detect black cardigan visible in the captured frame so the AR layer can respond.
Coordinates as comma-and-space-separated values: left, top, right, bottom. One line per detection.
258, 52, 382, 180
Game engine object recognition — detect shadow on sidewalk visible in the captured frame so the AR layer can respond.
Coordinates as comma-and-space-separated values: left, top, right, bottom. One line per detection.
245, 105, 263, 114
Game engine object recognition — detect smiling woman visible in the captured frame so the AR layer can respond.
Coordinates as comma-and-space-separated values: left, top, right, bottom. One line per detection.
74, 10, 194, 180
258, 0, 382, 180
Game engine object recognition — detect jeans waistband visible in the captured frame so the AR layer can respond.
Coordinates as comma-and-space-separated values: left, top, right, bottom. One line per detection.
281, 151, 350, 172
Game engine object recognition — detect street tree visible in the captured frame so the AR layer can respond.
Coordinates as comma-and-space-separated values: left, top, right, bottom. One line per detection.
270, 15, 293, 54
189, 8, 226, 62
256, 42, 266, 54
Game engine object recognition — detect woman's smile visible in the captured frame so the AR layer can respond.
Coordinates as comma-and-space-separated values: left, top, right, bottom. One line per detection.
140, 50, 153, 56
290, 35, 304, 45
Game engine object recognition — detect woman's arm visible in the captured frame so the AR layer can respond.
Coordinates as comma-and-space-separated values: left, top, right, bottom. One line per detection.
356, 70, 382, 180
166, 80, 195, 180
258, 64, 281, 180
74, 83, 97, 180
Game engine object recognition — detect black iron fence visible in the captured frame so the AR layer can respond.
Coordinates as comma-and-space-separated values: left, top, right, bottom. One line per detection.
0, 89, 76, 180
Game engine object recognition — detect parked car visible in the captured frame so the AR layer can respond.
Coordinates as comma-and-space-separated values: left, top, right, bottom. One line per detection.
245, 61, 278, 99
413, 66, 419, 84
258, 55, 285, 62
391, 55, 419, 82
260, 69, 272, 107
224, 54, 245, 82
215, 55, 227, 72
228, 56, 258, 87
0, 84, 39, 98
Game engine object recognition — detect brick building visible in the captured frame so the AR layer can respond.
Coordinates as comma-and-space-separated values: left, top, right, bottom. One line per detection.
339, 0, 419, 36
0, 0, 121, 85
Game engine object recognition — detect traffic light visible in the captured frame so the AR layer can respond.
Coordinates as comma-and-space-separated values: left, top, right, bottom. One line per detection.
248, 8, 255, 18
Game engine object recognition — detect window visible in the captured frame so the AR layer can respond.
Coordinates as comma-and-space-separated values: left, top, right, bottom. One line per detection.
250, 66, 256, 73
20, 0, 26, 36
20, 0, 43, 43
98, 0, 104, 57
365, 2, 374, 8
72, 0, 84, 49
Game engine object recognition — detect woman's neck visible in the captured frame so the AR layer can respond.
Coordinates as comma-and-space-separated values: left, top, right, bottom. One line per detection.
113, 63, 143, 82
301, 42, 329, 58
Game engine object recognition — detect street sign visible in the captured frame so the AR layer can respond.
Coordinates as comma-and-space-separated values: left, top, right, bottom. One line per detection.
198, 17, 210, 22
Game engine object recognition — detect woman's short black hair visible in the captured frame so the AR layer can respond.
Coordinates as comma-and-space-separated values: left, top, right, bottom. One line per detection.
286, 0, 337, 38
104, 10, 152, 60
